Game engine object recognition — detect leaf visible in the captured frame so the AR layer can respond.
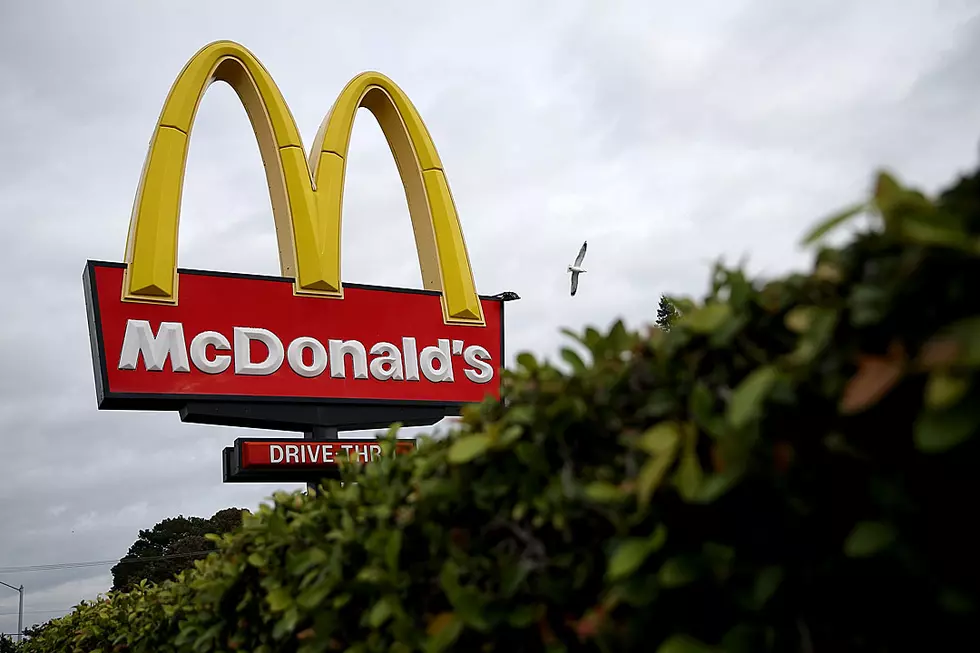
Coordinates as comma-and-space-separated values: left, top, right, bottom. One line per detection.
784, 306, 815, 333
873, 171, 905, 221
516, 352, 538, 372
638, 422, 682, 454
560, 347, 587, 374
656, 634, 719, 653
678, 302, 733, 334
801, 202, 866, 245
607, 538, 657, 581
752, 566, 784, 608
657, 556, 699, 588
942, 317, 980, 366
638, 458, 675, 504
924, 373, 968, 410
367, 598, 393, 627
425, 613, 463, 653
584, 481, 625, 503
266, 587, 292, 613
839, 353, 904, 414
692, 470, 743, 504
675, 425, 704, 502
914, 402, 980, 453
447, 434, 492, 464
844, 521, 896, 558
727, 366, 779, 429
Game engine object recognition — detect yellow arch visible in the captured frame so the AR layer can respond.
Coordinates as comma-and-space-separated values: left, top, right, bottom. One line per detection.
123, 40, 484, 326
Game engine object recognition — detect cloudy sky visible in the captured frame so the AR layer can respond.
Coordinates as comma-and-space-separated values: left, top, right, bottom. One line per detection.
1, 0, 978, 635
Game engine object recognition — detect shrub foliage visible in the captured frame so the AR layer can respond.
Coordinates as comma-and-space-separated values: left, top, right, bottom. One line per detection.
24, 162, 980, 652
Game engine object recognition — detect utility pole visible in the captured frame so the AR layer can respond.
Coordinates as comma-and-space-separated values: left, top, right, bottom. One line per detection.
0, 580, 23, 643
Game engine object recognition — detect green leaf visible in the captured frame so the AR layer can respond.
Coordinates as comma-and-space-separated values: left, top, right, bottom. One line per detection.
516, 352, 538, 372
924, 373, 968, 410
692, 470, 744, 504
584, 481, 625, 503
656, 634, 719, 653
367, 597, 393, 627
844, 521, 896, 558
657, 556, 699, 588
560, 347, 588, 374
943, 317, 980, 366
675, 426, 704, 502
727, 366, 779, 429
678, 302, 733, 334
385, 530, 403, 572
266, 587, 292, 613
784, 306, 815, 333
638, 422, 682, 454
752, 566, 784, 608
801, 202, 866, 245
607, 537, 657, 581
448, 434, 492, 464
425, 613, 464, 653
638, 447, 680, 505
914, 402, 980, 453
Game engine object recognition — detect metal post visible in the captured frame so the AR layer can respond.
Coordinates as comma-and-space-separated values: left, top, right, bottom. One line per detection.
16, 585, 23, 644
0, 581, 23, 643
304, 426, 339, 494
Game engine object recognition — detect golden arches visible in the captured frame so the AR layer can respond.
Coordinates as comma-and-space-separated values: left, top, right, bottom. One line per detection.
123, 40, 484, 326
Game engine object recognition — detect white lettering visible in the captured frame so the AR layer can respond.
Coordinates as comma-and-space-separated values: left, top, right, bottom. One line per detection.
370, 443, 382, 461
270, 444, 284, 464
233, 327, 284, 376
285, 444, 299, 464
420, 338, 454, 383
322, 444, 335, 463
118, 320, 190, 372
116, 322, 496, 385
189, 331, 231, 374
306, 444, 321, 463
463, 345, 494, 384
369, 342, 404, 381
329, 340, 369, 379
287, 336, 328, 378
356, 446, 370, 463
402, 337, 420, 381
340, 443, 353, 460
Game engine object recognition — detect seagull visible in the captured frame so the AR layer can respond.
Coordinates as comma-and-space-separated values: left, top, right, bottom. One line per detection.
567, 241, 588, 296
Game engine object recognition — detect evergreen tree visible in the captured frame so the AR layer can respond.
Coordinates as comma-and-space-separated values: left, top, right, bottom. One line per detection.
656, 294, 678, 331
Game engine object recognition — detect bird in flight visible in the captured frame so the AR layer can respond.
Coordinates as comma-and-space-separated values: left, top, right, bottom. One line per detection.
567, 241, 588, 296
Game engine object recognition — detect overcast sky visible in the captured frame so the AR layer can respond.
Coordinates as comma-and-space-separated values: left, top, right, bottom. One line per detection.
1, 0, 978, 635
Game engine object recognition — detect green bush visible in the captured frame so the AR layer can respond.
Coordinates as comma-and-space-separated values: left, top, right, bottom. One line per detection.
25, 161, 980, 652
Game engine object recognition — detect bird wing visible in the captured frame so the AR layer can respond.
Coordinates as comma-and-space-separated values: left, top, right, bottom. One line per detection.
574, 241, 588, 266
570, 271, 579, 296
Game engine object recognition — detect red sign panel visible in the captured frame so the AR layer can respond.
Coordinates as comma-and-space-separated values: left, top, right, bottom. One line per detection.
240, 439, 417, 470
84, 262, 504, 409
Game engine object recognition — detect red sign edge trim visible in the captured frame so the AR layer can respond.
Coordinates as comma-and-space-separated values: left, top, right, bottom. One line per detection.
83, 260, 508, 412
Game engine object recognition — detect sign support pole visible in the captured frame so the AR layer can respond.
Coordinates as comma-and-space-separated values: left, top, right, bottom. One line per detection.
304, 426, 339, 494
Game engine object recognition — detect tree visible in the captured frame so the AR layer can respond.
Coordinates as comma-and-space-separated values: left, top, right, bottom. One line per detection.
0, 634, 20, 652
655, 294, 678, 330
110, 508, 249, 591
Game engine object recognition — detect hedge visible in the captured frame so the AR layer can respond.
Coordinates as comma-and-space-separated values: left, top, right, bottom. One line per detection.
23, 159, 980, 652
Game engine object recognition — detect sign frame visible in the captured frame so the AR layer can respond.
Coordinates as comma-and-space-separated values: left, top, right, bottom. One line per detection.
222, 436, 418, 484
85, 261, 507, 431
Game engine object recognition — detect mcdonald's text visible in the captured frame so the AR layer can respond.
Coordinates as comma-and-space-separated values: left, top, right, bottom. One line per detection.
85, 262, 504, 407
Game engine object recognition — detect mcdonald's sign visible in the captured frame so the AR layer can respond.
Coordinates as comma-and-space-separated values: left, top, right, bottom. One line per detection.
83, 41, 508, 430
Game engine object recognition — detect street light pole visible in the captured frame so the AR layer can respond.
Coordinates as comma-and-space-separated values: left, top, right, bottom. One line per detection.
0, 580, 23, 643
